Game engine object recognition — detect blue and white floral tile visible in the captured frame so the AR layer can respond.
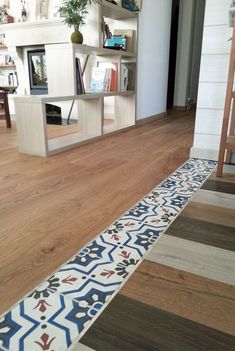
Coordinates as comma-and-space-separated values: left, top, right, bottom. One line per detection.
0, 291, 105, 351
0, 159, 217, 351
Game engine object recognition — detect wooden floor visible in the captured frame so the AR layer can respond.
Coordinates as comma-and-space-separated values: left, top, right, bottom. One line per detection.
81, 166, 235, 350
0, 111, 194, 315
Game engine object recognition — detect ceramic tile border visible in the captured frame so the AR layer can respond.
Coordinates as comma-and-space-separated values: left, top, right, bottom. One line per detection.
0, 159, 216, 351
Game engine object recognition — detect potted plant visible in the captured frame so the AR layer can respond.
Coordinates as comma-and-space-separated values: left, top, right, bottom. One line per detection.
58, 0, 101, 44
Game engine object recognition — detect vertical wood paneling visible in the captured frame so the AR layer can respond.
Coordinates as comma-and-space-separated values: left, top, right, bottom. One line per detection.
191, 0, 234, 160
204, 0, 231, 26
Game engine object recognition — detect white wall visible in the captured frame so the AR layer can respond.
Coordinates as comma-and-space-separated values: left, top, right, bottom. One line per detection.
190, 0, 205, 103
174, 0, 195, 107
137, 0, 172, 120
8, 0, 61, 21
190, 0, 233, 161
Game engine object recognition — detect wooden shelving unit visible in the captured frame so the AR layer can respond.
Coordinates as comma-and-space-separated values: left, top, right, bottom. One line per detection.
0, 43, 18, 91
14, 1, 138, 157
0, 64, 16, 68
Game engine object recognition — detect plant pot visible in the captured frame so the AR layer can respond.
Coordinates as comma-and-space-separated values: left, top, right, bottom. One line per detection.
71, 31, 83, 44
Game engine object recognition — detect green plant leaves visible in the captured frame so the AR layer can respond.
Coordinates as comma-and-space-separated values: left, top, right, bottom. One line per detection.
58, 0, 101, 31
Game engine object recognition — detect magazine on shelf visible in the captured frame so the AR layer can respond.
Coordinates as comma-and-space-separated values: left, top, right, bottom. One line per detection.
113, 29, 135, 52
75, 57, 85, 95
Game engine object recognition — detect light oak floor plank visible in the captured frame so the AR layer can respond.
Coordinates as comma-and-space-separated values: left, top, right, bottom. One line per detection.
71, 343, 95, 351
0, 111, 195, 314
191, 188, 235, 209
146, 234, 235, 285
223, 164, 235, 174
182, 201, 235, 227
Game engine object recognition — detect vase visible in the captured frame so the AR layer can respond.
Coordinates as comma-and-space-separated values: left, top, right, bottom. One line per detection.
21, 8, 27, 22
71, 31, 83, 44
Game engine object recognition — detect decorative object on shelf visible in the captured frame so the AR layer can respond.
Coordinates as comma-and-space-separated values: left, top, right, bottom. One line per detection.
122, 0, 141, 12
229, 1, 235, 27
101, 17, 112, 47
0, 4, 13, 24
35, 0, 49, 20
58, 0, 101, 44
0, 5, 7, 24
0, 34, 6, 45
21, 0, 27, 22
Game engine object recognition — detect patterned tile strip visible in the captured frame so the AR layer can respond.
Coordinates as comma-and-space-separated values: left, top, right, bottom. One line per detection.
0, 159, 216, 351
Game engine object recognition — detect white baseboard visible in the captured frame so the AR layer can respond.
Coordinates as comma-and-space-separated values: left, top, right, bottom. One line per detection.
190, 147, 235, 163
190, 147, 219, 161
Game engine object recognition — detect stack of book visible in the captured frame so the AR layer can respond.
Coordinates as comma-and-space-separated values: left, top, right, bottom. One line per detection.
8, 72, 18, 86
113, 29, 135, 52
0, 54, 12, 65
103, 30, 135, 53
0, 71, 18, 87
89, 62, 117, 93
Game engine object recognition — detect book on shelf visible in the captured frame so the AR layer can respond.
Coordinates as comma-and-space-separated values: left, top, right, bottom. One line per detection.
75, 57, 85, 95
89, 66, 107, 92
121, 64, 129, 91
0, 74, 7, 86
0, 54, 11, 65
89, 62, 118, 93
121, 62, 136, 91
113, 29, 135, 52
104, 35, 127, 51
97, 61, 118, 92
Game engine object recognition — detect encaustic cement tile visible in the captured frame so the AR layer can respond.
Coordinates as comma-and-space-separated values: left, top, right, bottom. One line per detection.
0, 291, 107, 351
0, 159, 217, 351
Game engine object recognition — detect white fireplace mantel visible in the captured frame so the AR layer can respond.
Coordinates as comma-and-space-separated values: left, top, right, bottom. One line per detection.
0, 19, 71, 47
0, 19, 71, 96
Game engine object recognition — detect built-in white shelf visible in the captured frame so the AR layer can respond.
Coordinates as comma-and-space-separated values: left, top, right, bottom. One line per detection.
0, 64, 16, 68
47, 42, 136, 57
13, 0, 138, 157
101, 1, 138, 20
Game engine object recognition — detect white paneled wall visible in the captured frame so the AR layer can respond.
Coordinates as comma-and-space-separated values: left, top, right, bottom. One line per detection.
137, 0, 172, 119
190, 0, 234, 161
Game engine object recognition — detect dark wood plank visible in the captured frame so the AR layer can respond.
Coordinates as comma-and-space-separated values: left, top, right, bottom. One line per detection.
81, 295, 235, 351
166, 216, 235, 251
201, 179, 235, 195
121, 260, 235, 336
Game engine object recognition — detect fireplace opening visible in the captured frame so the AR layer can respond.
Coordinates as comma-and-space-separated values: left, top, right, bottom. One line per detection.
28, 50, 48, 95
